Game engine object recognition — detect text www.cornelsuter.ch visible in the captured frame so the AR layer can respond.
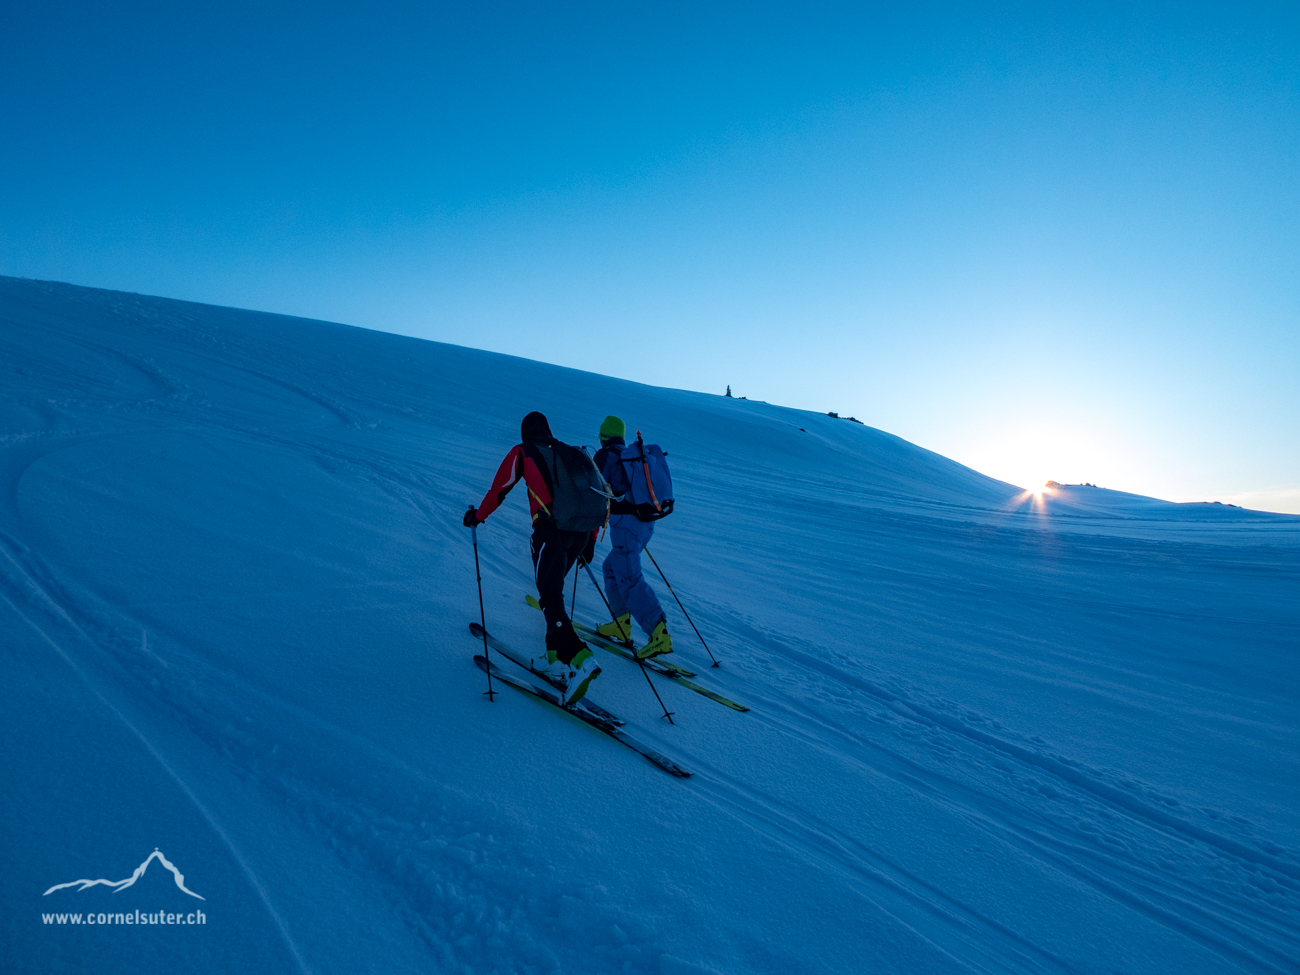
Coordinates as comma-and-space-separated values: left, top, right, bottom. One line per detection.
42, 909, 206, 926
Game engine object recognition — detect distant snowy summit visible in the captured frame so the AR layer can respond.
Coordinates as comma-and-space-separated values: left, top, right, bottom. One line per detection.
1046, 480, 1244, 508
1023, 480, 1293, 527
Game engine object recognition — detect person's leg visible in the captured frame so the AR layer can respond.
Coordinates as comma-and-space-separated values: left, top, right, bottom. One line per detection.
602, 541, 630, 619
555, 527, 602, 703
608, 518, 665, 637
531, 522, 586, 665
557, 528, 589, 593
597, 545, 633, 640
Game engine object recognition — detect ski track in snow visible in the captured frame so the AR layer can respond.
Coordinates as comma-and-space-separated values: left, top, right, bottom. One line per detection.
2, 276, 1298, 974
0, 447, 654, 975
695, 651, 1299, 973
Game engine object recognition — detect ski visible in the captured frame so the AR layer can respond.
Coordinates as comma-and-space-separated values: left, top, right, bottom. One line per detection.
523, 596, 749, 712
473, 655, 692, 778
579, 622, 751, 712
469, 623, 623, 726
572, 622, 698, 677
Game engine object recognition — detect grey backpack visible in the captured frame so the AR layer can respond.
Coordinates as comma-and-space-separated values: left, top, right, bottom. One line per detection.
526, 440, 609, 532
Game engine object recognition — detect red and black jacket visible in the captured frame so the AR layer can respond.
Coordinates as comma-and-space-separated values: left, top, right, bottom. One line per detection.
475, 442, 557, 523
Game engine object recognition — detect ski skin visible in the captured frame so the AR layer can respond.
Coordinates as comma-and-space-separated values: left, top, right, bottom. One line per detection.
473, 655, 693, 779
468, 623, 623, 726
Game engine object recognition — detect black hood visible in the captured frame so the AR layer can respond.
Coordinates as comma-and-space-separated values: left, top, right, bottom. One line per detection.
520, 411, 552, 442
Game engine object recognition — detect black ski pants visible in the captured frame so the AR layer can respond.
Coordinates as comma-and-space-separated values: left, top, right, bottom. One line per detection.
530, 518, 589, 665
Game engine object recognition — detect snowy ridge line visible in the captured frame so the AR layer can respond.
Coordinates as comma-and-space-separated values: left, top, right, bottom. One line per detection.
0, 545, 312, 975
756, 470, 1300, 542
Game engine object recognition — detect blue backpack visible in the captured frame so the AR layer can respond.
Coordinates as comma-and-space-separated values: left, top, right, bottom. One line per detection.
617, 431, 674, 522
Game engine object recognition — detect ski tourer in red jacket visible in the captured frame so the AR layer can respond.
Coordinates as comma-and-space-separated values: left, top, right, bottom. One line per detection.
462, 411, 601, 705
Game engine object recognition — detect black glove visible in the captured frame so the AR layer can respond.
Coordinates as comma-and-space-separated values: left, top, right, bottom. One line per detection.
463, 506, 479, 528
580, 535, 595, 566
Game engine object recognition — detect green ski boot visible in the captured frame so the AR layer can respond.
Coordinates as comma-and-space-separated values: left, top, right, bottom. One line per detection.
561, 647, 601, 706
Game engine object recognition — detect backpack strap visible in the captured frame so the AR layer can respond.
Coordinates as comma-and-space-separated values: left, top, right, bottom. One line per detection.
520, 440, 557, 498
520, 440, 561, 524
636, 430, 662, 514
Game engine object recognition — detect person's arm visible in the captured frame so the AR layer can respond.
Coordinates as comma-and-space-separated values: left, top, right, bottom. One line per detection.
580, 527, 598, 565
602, 449, 631, 496
469, 446, 524, 523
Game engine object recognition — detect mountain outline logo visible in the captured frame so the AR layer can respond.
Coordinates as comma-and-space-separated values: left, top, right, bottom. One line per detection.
44, 849, 205, 900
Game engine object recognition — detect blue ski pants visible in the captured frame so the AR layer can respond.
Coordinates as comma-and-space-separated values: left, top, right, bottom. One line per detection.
602, 515, 665, 637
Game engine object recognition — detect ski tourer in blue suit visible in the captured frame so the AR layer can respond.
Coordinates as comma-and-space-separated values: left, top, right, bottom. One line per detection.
592, 415, 673, 659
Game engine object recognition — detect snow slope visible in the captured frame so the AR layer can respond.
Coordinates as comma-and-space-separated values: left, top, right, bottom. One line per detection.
2, 275, 1297, 975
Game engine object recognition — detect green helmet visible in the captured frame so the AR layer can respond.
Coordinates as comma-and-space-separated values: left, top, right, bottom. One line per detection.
599, 415, 626, 444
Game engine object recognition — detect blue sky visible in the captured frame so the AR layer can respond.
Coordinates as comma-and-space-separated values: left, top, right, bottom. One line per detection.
3, 2, 1298, 510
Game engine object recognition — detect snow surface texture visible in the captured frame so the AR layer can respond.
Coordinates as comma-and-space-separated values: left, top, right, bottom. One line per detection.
2, 275, 1297, 975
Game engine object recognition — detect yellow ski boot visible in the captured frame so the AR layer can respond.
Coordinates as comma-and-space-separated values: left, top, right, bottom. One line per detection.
596, 613, 632, 643
637, 620, 674, 659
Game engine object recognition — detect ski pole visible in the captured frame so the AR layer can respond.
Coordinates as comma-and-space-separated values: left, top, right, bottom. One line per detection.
571, 555, 580, 618
469, 514, 496, 701
644, 547, 719, 667
580, 559, 674, 724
